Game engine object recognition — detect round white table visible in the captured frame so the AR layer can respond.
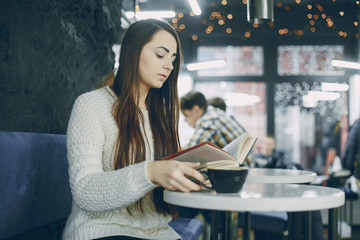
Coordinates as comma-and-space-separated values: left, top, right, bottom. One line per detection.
240, 168, 317, 239
247, 168, 317, 184
165, 183, 344, 240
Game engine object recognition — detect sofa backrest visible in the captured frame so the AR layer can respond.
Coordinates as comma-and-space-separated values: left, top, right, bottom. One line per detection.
0, 131, 72, 239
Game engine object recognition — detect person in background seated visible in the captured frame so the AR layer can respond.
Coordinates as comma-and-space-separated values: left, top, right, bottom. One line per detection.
207, 96, 247, 134
207, 97, 227, 112
342, 118, 360, 178
260, 135, 276, 156
207, 96, 253, 166
254, 135, 324, 240
178, 91, 246, 225
255, 135, 305, 170
63, 19, 205, 240
180, 91, 246, 149
254, 135, 282, 168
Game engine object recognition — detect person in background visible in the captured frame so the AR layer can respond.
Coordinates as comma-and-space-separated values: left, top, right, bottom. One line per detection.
207, 97, 227, 112
254, 135, 324, 240
180, 91, 246, 149
254, 135, 305, 170
178, 91, 247, 226
254, 135, 279, 167
63, 19, 205, 240
207, 96, 247, 134
342, 118, 360, 178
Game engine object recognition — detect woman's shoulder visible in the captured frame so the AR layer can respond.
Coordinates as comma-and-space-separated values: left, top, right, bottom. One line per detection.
75, 86, 115, 105
77, 86, 110, 99
71, 87, 115, 116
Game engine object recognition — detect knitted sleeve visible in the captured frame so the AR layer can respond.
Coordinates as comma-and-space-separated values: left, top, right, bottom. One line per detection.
66, 93, 156, 212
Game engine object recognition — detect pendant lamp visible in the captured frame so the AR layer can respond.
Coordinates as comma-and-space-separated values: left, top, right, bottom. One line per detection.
247, 0, 274, 24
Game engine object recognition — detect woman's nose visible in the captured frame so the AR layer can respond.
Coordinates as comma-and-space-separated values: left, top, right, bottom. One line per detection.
165, 59, 174, 70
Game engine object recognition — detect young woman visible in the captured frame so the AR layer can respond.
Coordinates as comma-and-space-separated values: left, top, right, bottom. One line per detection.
62, 19, 205, 240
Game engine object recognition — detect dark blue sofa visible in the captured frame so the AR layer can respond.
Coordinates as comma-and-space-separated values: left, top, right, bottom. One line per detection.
0, 131, 202, 240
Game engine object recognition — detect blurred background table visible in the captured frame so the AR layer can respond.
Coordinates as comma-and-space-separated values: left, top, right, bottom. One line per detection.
246, 168, 317, 184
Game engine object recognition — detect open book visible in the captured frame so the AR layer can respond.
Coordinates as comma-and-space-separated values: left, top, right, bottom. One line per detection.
162, 132, 257, 172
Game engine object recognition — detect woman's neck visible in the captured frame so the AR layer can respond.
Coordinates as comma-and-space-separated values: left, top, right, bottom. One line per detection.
138, 85, 149, 110
138, 102, 147, 110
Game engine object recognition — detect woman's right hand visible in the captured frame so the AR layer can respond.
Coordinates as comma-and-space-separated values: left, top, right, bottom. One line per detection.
146, 160, 205, 193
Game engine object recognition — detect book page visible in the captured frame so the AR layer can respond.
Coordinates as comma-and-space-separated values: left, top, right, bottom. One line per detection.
223, 133, 247, 159
168, 143, 236, 165
197, 160, 238, 172
223, 132, 257, 165
237, 135, 257, 164
163, 132, 256, 168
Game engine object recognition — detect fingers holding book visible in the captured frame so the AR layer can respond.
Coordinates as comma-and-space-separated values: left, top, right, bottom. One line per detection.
146, 160, 206, 193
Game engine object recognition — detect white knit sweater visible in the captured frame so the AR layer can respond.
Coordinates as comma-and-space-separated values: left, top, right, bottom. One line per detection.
62, 86, 180, 240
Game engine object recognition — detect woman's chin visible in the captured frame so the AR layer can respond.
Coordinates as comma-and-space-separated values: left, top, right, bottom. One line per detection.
153, 82, 165, 88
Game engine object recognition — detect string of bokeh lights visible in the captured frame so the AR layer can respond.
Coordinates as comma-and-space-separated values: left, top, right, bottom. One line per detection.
169, 0, 359, 41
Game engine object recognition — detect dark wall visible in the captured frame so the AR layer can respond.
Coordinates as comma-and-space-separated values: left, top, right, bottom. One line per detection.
0, 0, 123, 134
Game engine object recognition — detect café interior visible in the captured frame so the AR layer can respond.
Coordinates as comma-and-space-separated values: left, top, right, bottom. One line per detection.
123, 0, 360, 239
0, 0, 360, 240
120, 0, 360, 173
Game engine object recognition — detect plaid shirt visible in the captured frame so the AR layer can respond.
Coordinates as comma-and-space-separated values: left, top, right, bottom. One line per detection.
187, 105, 246, 148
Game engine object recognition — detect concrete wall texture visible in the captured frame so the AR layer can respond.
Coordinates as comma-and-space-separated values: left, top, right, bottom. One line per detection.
0, 0, 123, 134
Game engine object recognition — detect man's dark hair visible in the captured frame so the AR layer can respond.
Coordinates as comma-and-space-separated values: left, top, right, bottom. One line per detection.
207, 97, 226, 112
180, 91, 207, 111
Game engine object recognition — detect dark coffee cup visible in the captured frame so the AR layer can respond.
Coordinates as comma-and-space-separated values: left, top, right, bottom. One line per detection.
207, 166, 248, 193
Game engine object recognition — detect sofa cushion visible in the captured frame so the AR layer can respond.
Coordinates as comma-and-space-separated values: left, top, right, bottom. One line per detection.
0, 132, 71, 239
169, 217, 203, 240
0, 132, 203, 240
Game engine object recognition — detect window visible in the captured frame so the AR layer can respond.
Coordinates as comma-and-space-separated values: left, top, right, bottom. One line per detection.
278, 45, 344, 76
194, 81, 266, 144
274, 81, 349, 173
196, 46, 264, 76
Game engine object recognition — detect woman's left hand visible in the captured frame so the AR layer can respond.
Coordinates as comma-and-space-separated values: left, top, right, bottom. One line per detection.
146, 160, 205, 193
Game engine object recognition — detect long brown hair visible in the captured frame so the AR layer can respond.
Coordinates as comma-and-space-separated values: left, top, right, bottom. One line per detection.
107, 19, 182, 216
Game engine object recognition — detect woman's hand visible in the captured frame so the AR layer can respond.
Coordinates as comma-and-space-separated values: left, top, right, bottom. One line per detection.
146, 160, 205, 193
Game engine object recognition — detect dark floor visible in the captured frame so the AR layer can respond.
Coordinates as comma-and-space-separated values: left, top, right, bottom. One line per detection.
350, 225, 360, 240
323, 225, 360, 240
235, 225, 360, 240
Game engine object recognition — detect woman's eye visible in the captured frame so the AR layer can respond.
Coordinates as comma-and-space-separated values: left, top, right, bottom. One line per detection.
156, 54, 164, 59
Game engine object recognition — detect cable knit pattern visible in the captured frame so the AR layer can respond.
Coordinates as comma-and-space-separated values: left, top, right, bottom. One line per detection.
62, 86, 180, 240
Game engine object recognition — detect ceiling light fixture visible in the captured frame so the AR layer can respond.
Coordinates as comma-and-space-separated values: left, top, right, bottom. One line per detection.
186, 60, 226, 71
187, 0, 202, 15
225, 93, 261, 106
302, 91, 341, 108
303, 91, 341, 102
125, 11, 176, 20
331, 60, 360, 70
321, 82, 349, 92
247, 0, 274, 24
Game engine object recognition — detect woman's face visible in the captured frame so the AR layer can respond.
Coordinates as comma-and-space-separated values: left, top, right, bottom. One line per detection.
138, 30, 177, 90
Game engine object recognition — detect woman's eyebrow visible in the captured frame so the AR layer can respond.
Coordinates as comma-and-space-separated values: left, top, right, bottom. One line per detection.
156, 46, 177, 56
